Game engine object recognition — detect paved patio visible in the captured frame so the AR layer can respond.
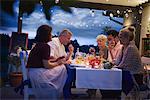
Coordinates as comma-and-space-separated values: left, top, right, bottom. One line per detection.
1, 84, 149, 100
1, 85, 102, 100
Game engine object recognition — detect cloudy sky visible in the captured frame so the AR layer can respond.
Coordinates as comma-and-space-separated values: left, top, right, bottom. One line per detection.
0, 0, 123, 46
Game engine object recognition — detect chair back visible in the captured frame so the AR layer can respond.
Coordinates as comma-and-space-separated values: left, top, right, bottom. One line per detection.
20, 51, 59, 100
20, 51, 28, 81
20, 51, 33, 100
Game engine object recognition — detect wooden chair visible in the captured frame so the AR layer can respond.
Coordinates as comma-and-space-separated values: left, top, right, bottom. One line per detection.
20, 51, 58, 100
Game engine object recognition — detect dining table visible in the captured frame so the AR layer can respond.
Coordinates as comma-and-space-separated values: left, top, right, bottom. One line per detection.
63, 64, 134, 98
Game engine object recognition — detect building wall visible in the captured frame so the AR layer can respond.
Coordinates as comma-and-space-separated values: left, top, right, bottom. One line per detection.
139, 4, 150, 55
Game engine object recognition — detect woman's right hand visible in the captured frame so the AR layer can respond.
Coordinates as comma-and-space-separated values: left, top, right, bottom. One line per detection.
68, 44, 74, 53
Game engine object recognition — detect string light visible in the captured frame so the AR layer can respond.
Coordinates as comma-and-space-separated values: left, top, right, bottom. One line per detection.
103, 11, 106, 15
20, 17, 22, 20
128, 9, 132, 13
55, 0, 59, 4
139, 10, 142, 14
109, 13, 113, 17
134, 16, 136, 19
117, 10, 120, 14
40, 0, 43, 5
86, 25, 89, 27
140, 6, 143, 9
127, 0, 131, 2
51, 10, 54, 13
90, 10, 95, 17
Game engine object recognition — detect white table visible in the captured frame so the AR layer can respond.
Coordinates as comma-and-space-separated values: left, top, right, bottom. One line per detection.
74, 66, 122, 90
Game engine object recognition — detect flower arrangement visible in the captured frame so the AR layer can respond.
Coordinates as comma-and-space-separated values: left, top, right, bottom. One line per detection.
8, 55, 21, 69
89, 57, 100, 68
8, 46, 26, 72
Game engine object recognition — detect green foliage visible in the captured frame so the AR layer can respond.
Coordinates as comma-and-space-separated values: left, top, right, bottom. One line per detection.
8, 56, 21, 68
1, 0, 73, 20
102, 26, 112, 35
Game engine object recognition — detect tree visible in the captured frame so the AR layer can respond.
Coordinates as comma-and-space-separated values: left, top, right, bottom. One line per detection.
102, 26, 112, 35
1, 0, 73, 33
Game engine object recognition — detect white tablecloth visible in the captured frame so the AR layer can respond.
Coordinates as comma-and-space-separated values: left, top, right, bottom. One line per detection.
75, 67, 122, 90
141, 56, 150, 65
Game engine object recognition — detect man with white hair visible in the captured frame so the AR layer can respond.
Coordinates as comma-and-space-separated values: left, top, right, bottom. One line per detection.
48, 29, 74, 60
47, 29, 74, 97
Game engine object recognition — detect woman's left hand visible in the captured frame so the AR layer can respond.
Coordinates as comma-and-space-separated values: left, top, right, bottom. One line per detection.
57, 58, 66, 65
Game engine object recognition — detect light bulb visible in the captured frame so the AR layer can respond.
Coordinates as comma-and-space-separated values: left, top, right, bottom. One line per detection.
110, 13, 113, 17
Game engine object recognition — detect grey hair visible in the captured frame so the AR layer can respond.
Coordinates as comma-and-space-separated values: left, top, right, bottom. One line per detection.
59, 29, 72, 36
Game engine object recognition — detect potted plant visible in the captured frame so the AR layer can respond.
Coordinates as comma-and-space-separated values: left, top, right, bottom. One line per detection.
8, 46, 23, 87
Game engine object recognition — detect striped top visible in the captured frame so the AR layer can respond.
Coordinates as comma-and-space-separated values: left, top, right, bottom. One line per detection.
116, 41, 143, 74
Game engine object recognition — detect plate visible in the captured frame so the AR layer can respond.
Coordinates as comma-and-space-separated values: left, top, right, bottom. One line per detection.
70, 64, 86, 67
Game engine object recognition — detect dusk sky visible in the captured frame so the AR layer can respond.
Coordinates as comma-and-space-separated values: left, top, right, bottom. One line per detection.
0, 0, 123, 46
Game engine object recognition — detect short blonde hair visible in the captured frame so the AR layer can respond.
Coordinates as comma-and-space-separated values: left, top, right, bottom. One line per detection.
96, 34, 107, 42
59, 29, 72, 36
120, 26, 135, 41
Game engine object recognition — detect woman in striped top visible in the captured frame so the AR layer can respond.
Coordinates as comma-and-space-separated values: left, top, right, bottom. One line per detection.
116, 26, 143, 74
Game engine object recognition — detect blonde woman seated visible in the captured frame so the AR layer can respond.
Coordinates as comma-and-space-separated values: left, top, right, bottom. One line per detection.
115, 26, 143, 74
87, 34, 108, 98
96, 34, 108, 60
